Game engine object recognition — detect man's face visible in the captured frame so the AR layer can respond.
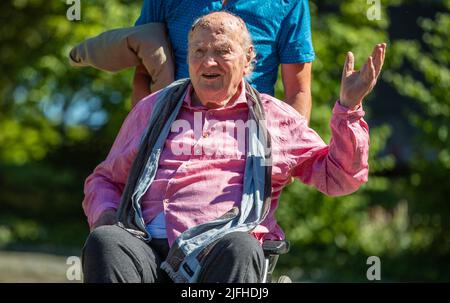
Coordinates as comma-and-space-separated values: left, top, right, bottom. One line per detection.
188, 24, 250, 108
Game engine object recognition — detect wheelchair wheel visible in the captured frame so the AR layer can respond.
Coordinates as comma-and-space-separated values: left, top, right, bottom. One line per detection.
277, 275, 292, 283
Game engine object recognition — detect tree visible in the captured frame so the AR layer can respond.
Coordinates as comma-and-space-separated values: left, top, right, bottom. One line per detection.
0, 0, 140, 247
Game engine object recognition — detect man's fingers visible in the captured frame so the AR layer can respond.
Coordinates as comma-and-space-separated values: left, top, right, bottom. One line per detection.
361, 56, 376, 83
342, 51, 354, 78
369, 56, 376, 81
347, 52, 354, 74
373, 46, 382, 77
370, 44, 378, 61
360, 55, 370, 79
379, 43, 387, 77
373, 44, 385, 78
372, 43, 387, 78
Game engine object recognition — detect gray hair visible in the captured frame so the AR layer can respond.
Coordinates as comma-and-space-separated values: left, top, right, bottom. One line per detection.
188, 11, 257, 75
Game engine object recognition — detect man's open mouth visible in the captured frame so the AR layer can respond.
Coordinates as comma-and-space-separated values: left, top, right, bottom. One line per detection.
202, 73, 221, 79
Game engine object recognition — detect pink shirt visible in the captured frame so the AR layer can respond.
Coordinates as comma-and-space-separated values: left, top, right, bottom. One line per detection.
83, 83, 369, 246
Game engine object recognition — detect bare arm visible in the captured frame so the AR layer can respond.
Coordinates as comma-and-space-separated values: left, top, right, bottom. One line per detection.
281, 62, 312, 123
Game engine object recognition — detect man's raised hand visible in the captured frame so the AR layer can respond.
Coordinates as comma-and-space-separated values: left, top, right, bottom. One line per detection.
339, 43, 386, 109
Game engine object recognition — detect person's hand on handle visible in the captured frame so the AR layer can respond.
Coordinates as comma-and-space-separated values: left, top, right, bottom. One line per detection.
339, 43, 387, 109
91, 209, 117, 231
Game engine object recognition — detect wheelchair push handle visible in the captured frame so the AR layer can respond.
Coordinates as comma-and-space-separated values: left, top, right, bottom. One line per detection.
262, 240, 290, 256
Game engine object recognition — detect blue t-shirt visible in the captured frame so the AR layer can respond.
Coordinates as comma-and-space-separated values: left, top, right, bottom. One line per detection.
135, 0, 315, 96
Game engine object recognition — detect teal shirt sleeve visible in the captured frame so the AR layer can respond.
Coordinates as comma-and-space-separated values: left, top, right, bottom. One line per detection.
277, 0, 315, 64
135, 0, 165, 25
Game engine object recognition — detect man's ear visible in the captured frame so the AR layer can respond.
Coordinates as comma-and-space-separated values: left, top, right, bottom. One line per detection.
244, 46, 254, 74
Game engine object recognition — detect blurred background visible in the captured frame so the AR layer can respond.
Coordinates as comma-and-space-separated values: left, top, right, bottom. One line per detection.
0, 0, 449, 282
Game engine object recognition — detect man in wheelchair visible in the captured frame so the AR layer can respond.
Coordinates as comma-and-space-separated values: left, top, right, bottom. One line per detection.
81, 11, 386, 283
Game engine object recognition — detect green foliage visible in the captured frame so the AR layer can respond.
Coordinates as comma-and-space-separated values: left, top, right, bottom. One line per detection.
382, 0, 450, 265
0, 0, 139, 165
274, 0, 450, 281
0, 0, 138, 249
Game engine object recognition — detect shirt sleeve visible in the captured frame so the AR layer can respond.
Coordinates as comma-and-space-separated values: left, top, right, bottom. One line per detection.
288, 101, 369, 196
277, 0, 315, 64
134, 0, 165, 26
82, 96, 156, 227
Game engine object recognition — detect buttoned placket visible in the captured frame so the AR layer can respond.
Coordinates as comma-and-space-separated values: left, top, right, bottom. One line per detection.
161, 91, 247, 231
192, 110, 216, 157
162, 107, 214, 197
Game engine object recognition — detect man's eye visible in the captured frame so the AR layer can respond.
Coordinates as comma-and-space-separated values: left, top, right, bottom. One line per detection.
194, 49, 205, 57
217, 49, 231, 56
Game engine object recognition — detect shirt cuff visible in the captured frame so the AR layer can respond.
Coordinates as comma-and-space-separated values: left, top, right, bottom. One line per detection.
89, 203, 118, 228
333, 100, 365, 119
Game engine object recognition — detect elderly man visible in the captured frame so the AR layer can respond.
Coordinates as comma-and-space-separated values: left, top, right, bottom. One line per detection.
82, 12, 386, 283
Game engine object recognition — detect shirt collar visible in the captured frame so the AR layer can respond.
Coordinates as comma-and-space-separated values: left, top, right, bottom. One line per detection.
183, 79, 248, 111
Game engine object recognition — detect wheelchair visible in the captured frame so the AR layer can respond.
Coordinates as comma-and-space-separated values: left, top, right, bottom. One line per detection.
262, 240, 291, 283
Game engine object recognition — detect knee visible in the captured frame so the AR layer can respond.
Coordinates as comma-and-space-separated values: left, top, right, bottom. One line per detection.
200, 232, 265, 282
220, 232, 264, 262
82, 225, 132, 282
82, 225, 122, 259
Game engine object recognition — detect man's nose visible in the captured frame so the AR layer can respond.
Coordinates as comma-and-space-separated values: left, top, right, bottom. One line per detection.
202, 55, 218, 67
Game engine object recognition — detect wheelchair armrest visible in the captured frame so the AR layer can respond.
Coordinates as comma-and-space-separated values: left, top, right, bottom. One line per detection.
262, 240, 290, 256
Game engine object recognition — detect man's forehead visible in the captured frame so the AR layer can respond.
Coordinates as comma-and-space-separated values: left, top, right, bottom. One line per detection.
190, 27, 239, 46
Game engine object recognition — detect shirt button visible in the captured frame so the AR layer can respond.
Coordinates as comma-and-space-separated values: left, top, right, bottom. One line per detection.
195, 147, 202, 155
202, 132, 209, 138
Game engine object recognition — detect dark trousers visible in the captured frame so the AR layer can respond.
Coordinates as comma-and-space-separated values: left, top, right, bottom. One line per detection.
82, 225, 265, 283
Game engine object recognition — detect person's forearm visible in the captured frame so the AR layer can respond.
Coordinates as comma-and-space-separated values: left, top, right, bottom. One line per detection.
284, 89, 312, 123
318, 102, 369, 195
281, 62, 312, 123
290, 101, 369, 196
82, 173, 122, 228
83, 96, 153, 227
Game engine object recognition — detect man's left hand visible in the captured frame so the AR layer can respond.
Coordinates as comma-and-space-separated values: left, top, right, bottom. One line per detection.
339, 43, 387, 109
